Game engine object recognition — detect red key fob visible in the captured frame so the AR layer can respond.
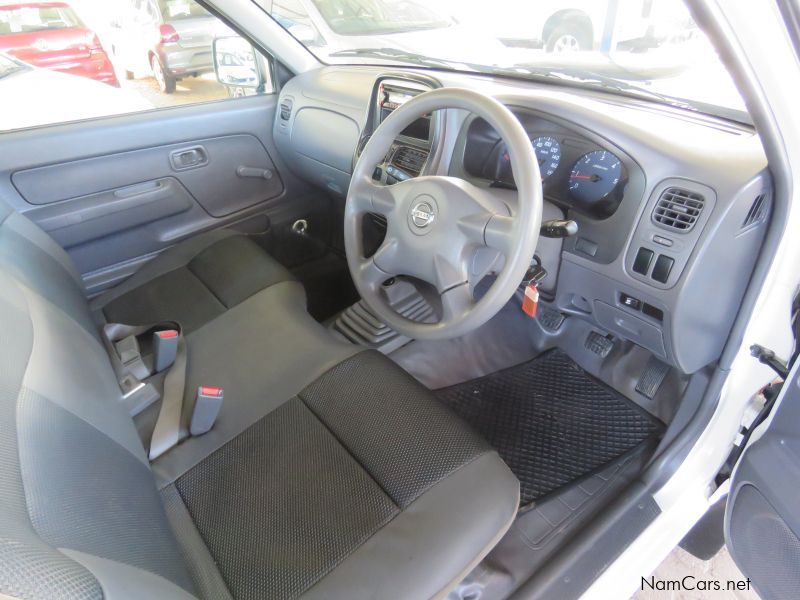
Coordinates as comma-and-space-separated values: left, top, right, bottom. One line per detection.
522, 283, 539, 318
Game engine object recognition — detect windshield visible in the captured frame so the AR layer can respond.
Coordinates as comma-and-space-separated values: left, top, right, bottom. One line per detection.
310, 0, 450, 35
257, 0, 747, 122
0, 4, 83, 33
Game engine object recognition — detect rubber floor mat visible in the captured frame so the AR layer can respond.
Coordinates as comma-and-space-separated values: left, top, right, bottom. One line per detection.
435, 350, 663, 506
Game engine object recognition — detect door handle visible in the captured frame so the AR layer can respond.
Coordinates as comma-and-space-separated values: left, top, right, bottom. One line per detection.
170, 146, 208, 171
236, 166, 273, 180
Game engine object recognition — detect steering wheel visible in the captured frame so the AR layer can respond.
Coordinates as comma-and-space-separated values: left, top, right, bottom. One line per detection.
345, 87, 543, 340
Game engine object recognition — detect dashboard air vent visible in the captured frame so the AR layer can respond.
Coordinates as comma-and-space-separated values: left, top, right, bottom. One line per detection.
741, 193, 769, 230
391, 146, 428, 177
652, 187, 705, 232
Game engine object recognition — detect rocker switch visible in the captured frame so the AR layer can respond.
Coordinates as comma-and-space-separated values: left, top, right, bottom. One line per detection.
633, 247, 654, 275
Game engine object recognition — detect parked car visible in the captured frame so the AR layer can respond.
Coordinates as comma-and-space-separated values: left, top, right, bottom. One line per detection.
213, 35, 262, 98
107, 0, 230, 94
259, 0, 514, 67
0, 52, 150, 129
452, 0, 695, 53
0, 0, 118, 86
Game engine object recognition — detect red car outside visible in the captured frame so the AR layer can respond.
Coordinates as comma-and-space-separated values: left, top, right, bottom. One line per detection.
0, 1, 118, 86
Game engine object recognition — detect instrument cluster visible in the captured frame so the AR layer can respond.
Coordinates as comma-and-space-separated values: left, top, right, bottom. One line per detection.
462, 111, 629, 219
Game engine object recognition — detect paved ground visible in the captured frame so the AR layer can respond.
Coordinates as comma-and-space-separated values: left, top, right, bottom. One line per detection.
634, 546, 759, 600
119, 72, 229, 109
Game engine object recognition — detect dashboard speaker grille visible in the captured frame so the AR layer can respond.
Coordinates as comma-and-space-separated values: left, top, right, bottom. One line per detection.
652, 187, 705, 232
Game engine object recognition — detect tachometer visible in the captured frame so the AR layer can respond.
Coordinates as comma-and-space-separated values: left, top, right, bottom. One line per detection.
531, 136, 561, 179
569, 150, 622, 203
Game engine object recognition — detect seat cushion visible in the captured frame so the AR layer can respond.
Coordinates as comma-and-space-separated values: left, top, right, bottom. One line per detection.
0, 202, 518, 600
165, 351, 520, 600
94, 232, 294, 334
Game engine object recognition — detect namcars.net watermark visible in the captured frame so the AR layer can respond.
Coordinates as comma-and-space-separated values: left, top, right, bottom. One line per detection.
642, 575, 752, 592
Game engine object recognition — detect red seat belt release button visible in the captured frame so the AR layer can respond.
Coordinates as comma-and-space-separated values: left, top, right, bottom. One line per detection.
191, 386, 224, 436
152, 329, 179, 373
522, 283, 539, 318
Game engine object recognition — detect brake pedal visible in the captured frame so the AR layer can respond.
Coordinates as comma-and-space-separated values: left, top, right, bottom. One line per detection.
635, 356, 671, 399
585, 331, 614, 358
538, 307, 565, 332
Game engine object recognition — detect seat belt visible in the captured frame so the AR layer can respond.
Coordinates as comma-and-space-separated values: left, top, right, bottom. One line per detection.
103, 322, 181, 393
148, 333, 187, 460
102, 322, 189, 460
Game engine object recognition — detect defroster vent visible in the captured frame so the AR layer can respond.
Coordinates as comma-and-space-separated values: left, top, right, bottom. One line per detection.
741, 193, 769, 230
652, 187, 705, 232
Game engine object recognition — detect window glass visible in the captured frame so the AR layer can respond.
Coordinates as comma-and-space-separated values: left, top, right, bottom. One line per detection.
0, 5, 83, 33
158, 0, 210, 20
0, 0, 272, 132
258, 0, 746, 122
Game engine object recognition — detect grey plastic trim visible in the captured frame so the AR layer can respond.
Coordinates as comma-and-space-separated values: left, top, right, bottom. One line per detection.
0, 96, 312, 291
12, 134, 283, 218
624, 178, 717, 290
32, 178, 193, 249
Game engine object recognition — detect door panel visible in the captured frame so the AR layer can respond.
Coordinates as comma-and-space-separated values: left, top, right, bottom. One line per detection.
726, 360, 800, 600
12, 134, 283, 216
0, 96, 311, 294
34, 177, 194, 248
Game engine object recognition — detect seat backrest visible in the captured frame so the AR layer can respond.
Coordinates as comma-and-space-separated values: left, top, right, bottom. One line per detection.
0, 203, 196, 599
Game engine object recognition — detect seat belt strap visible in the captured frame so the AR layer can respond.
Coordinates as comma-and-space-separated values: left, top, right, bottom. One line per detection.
101, 321, 189, 460
149, 333, 188, 460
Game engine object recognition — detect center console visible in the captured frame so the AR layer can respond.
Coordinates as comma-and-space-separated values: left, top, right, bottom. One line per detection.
356, 74, 442, 185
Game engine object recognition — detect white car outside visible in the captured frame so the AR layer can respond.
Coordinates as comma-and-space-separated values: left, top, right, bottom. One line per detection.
0, 53, 152, 130
259, 0, 517, 67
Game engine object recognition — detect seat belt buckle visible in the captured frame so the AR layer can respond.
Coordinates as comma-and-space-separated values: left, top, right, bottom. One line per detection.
152, 329, 179, 373
190, 386, 224, 436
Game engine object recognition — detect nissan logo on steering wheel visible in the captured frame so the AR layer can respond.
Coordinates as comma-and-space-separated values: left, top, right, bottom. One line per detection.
410, 201, 435, 228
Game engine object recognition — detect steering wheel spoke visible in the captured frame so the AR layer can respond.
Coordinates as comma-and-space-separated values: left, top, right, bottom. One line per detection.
356, 256, 395, 291
352, 175, 407, 218
371, 236, 402, 274
483, 214, 516, 256
440, 284, 476, 322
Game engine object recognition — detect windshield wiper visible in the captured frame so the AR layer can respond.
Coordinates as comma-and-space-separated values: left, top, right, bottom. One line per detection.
516, 65, 751, 124
328, 47, 462, 69
489, 63, 698, 111
536, 67, 695, 108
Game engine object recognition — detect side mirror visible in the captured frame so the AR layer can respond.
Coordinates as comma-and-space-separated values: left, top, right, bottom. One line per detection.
287, 23, 320, 46
213, 36, 262, 91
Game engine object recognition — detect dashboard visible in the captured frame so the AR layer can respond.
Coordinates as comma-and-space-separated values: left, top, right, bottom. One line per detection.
272, 65, 770, 375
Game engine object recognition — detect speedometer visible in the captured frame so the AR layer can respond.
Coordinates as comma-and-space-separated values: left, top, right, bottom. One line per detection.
569, 150, 622, 203
531, 136, 561, 179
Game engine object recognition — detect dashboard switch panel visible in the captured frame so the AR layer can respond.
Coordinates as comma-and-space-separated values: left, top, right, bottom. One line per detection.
575, 237, 598, 256
652, 255, 675, 283
653, 235, 674, 247
633, 247, 654, 275
620, 293, 642, 310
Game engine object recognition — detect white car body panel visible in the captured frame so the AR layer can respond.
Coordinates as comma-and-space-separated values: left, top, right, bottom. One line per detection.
0, 65, 152, 130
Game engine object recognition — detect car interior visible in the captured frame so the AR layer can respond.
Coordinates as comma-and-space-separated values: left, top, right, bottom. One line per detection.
0, 4, 772, 600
